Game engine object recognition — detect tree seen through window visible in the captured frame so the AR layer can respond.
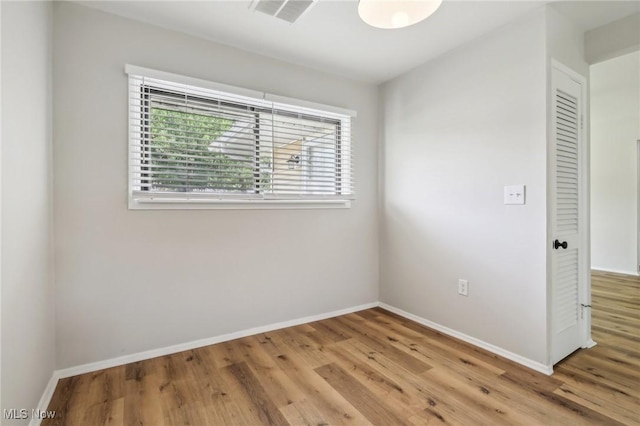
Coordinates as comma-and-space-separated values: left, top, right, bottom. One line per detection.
148, 106, 270, 192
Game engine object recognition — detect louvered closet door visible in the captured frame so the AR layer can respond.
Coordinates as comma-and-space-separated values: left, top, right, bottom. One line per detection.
551, 66, 585, 365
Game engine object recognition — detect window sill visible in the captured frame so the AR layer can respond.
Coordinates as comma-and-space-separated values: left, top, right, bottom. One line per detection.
128, 197, 352, 210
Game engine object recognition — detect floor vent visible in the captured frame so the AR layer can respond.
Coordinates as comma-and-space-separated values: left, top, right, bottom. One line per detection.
250, 0, 317, 23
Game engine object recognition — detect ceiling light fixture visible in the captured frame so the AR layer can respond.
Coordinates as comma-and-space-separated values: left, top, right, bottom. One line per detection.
358, 0, 443, 29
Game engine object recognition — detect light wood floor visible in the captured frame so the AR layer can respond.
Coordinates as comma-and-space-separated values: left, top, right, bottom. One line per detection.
44, 271, 639, 425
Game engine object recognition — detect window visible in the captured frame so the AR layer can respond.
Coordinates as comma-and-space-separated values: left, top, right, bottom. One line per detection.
126, 66, 355, 209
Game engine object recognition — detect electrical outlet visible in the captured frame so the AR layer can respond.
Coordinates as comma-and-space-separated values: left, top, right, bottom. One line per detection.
458, 279, 468, 296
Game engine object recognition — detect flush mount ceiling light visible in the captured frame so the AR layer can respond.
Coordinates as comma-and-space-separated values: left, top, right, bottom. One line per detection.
358, 0, 443, 29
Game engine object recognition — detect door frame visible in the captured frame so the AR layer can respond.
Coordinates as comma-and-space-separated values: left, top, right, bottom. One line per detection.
547, 59, 595, 368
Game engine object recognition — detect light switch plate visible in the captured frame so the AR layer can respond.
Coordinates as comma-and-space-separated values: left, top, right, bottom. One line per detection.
504, 185, 526, 205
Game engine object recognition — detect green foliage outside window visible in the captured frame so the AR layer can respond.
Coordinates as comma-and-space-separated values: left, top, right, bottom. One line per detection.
148, 107, 271, 192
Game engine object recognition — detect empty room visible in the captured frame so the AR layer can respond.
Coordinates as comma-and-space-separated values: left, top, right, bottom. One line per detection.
1, 0, 639, 425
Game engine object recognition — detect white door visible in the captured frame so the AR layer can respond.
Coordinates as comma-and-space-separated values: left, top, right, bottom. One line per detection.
551, 63, 587, 365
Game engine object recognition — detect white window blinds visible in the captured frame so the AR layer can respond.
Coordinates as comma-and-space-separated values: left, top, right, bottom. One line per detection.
126, 66, 355, 207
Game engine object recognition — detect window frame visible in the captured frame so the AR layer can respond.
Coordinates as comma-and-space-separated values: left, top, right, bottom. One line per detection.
126, 65, 356, 210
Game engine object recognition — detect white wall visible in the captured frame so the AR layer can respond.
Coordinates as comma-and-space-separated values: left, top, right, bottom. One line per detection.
591, 51, 640, 275
1, 1, 55, 423
53, 2, 379, 369
546, 5, 589, 78
586, 13, 640, 65
380, 10, 550, 365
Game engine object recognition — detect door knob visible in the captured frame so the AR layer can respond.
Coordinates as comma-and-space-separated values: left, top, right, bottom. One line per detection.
553, 239, 568, 250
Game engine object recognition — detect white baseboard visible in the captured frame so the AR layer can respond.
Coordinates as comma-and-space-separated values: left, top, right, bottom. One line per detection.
29, 372, 60, 426
591, 267, 639, 277
378, 302, 554, 376
583, 339, 597, 349
34, 299, 556, 421
55, 301, 379, 379
31, 302, 378, 422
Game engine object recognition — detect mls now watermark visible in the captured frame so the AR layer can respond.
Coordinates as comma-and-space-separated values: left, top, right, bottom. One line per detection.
4, 408, 56, 420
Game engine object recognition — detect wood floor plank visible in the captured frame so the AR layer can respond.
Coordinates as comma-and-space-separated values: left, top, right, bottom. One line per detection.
78, 397, 124, 426
123, 372, 166, 426
517, 382, 626, 425
358, 311, 508, 377
45, 271, 640, 425
278, 397, 329, 426
554, 383, 640, 425
309, 319, 353, 343
275, 326, 333, 369
270, 349, 373, 425
331, 314, 432, 374
181, 349, 246, 426
333, 337, 482, 425
372, 309, 544, 379
420, 367, 549, 425
226, 362, 289, 426
214, 361, 272, 425
42, 377, 84, 426
241, 335, 314, 411
84, 367, 125, 410
322, 340, 425, 417
553, 363, 640, 404
315, 362, 406, 425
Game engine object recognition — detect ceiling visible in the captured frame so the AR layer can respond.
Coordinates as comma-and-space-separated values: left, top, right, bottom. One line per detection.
78, 0, 640, 84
